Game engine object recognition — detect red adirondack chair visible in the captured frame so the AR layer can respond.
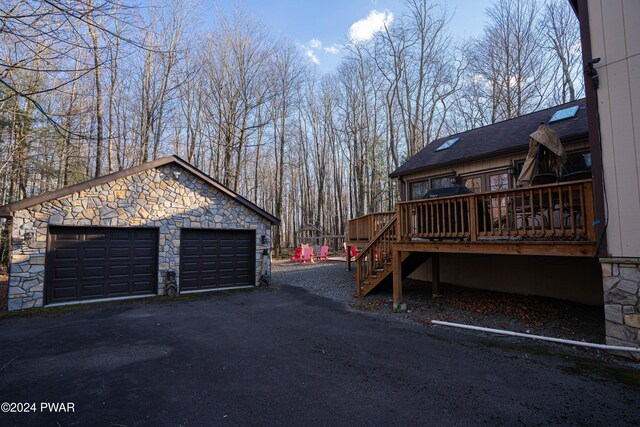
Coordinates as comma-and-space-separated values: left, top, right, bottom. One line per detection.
317, 245, 329, 260
350, 246, 359, 258
343, 243, 358, 259
299, 246, 315, 264
289, 247, 303, 262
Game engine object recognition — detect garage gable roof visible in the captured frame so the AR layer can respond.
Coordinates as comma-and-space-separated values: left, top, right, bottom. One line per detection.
389, 99, 588, 178
0, 155, 280, 224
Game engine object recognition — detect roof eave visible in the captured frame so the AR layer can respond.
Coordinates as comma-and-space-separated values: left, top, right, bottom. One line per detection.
0, 155, 281, 225
389, 132, 588, 179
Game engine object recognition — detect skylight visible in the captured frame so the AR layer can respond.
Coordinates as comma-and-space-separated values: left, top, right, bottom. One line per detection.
435, 137, 460, 151
549, 105, 579, 123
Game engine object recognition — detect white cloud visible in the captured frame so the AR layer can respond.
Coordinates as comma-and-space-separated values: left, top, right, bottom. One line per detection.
569, 43, 582, 57
309, 38, 323, 49
306, 49, 320, 64
323, 44, 340, 54
301, 38, 341, 65
349, 9, 393, 43
471, 74, 486, 84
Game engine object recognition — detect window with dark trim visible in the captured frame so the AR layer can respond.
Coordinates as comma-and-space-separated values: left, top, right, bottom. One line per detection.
409, 180, 430, 200
462, 170, 510, 193
408, 175, 455, 200
514, 150, 591, 177
564, 151, 592, 174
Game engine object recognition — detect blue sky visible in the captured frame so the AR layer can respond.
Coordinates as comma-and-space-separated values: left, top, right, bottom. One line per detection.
203, 0, 494, 74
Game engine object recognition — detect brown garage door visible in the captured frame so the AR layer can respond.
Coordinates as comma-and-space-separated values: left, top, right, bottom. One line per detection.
46, 227, 158, 304
180, 229, 255, 291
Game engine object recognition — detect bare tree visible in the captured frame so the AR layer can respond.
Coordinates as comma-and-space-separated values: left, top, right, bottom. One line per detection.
542, 1, 583, 104
269, 39, 304, 254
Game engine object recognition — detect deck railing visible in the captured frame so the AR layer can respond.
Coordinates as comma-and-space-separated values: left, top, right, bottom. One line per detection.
397, 179, 595, 242
347, 211, 395, 243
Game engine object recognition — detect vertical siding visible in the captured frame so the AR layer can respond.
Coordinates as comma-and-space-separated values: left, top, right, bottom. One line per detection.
624, 0, 640, 57
601, 0, 626, 63
589, 0, 640, 257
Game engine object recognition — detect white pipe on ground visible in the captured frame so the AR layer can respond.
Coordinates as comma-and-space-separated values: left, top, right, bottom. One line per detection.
431, 320, 640, 353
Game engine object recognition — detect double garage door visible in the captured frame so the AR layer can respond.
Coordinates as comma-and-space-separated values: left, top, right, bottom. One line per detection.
46, 227, 255, 304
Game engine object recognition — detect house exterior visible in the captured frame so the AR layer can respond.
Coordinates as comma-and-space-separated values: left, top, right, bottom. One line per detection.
347, 0, 640, 358
571, 0, 640, 354
348, 99, 600, 306
0, 155, 279, 311
385, 99, 602, 305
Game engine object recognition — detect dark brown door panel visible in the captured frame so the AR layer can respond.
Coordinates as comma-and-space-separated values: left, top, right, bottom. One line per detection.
46, 226, 158, 304
180, 229, 255, 291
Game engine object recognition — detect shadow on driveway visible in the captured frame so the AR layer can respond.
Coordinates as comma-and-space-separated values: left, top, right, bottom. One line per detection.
0, 286, 638, 426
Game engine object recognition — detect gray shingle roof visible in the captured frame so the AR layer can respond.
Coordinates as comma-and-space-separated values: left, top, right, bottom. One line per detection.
389, 99, 588, 178
0, 155, 280, 224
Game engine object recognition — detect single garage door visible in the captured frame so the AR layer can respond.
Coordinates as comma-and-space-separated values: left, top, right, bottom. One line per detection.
180, 229, 255, 291
46, 227, 158, 304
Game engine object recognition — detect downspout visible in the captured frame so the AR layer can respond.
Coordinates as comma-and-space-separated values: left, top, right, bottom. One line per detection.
576, 0, 608, 257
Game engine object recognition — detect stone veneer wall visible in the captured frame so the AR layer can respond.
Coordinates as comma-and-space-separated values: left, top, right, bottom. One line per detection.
601, 259, 640, 360
8, 164, 271, 311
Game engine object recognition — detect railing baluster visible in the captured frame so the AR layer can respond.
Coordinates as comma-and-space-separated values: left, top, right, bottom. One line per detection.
560, 186, 566, 236
547, 188, 555, 232
538, 189, 545, 235
578, 184, 585, 232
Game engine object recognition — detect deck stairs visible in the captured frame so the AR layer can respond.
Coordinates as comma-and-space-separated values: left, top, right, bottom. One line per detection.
355, 214, 427, 296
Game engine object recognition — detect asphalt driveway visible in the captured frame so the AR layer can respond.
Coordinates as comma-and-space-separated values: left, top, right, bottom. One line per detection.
0, 286, 638, 426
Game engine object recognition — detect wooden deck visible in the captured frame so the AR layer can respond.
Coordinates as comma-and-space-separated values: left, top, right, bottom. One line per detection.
348, 179, 596, 257
347, 180, 598, 301
346, 212, 395, 245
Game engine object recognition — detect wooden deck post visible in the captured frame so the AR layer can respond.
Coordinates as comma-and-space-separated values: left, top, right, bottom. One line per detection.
393, 249, 402, 307
346, 245, 351, 271
432, 253, 440, 297
584, 181, 597, 242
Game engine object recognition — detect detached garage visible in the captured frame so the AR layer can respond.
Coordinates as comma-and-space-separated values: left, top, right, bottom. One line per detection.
0, 155, 279, 311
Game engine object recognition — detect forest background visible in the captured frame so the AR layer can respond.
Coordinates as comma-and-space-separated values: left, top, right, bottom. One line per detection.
0, 0, 583, 255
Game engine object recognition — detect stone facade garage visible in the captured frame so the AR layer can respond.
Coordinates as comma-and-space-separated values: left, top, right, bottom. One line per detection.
0, 155, 279, 311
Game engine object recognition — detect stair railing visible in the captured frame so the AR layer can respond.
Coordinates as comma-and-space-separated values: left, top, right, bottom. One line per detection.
355, 214, 397, 296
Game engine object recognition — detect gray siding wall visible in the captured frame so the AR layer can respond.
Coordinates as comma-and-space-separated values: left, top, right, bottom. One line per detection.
588, 0, 640, 258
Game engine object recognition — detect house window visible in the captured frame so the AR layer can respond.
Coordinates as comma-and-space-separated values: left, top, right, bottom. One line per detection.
408, 175, 455, 200
489, 173, 509, 192
514, 150, 591, 177
489, 172, 509, 219
462, 171, 510, 193
549, 105, 579, 123
464, 177, 482, 193
564, 151, 592, 174
410, 180, 430, 200
435, 137, 460, 151
431, 176, 452, 190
